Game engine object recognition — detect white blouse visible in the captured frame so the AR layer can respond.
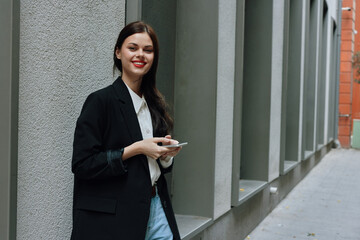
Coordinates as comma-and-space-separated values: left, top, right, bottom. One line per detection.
125, 83, 173, 186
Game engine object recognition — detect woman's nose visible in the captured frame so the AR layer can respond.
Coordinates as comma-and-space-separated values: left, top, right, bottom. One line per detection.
137, 49, 144, 57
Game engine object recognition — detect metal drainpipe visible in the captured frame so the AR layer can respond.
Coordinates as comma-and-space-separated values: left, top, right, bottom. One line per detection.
334, 0, 343, 142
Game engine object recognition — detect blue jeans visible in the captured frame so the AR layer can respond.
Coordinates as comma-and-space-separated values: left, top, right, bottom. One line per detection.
145, 189, 173, 240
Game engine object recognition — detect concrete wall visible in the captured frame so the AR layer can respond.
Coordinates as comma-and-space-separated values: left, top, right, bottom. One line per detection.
17, 1, 125, 239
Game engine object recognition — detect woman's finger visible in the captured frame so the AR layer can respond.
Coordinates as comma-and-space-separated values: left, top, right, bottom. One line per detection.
166, 147, 182, 157
152, 137, 171, 145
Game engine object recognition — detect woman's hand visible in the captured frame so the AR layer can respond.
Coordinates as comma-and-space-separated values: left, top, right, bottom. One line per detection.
139, 137, 173, 159
160, 135, 182, 160
122, 136, 180, 161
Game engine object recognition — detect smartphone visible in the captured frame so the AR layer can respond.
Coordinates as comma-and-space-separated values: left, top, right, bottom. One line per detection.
163, 142, 188, 148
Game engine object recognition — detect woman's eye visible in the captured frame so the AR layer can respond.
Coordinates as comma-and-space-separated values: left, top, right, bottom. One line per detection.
144, 49, 153, 53
128, 47, 136, 51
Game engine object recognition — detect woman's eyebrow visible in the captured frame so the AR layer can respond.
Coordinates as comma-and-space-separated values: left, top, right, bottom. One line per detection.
127, 42, 153, 48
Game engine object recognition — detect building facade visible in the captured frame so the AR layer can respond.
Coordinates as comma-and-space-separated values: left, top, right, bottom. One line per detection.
339, 0, 355, 147
1, 0, 341, 239
339, 0, 360, 148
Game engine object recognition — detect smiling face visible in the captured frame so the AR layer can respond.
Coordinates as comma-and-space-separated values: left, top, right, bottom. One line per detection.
115, 32, 154, 84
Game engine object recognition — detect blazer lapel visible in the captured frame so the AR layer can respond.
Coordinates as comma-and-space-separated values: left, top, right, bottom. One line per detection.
112, 77, 150, 171
112, 77, 143, 142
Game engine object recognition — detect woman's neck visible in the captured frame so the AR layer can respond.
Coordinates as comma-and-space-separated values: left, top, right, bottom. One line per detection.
122, 75, 142, 97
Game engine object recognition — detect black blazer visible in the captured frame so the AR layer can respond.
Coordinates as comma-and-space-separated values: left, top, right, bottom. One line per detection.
71, 77, 180, 240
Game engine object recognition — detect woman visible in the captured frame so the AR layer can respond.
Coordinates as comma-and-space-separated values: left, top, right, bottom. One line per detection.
71, 21, 181, 240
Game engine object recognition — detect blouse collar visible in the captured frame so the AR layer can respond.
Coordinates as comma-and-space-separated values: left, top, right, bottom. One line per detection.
124, 82, 147, 114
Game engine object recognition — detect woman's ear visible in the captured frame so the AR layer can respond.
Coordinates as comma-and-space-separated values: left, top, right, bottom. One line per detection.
115, 48, 121, 60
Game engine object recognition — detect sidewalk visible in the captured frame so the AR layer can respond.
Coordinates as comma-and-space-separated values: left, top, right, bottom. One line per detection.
245, 148, 360, 240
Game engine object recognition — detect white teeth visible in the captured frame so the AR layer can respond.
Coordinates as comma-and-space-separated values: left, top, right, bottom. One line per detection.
133, 62, 145, 65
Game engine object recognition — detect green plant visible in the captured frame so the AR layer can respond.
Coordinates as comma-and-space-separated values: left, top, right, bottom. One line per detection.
352, 51, 360, 84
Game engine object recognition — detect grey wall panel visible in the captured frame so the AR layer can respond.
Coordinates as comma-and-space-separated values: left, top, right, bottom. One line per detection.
214, 0, 237, 219
241, 0, 273, 181
300, 0, 311, 160
232, 0, 245, 206
268, 0, 288, 181
328, 23, 338, 141
0, 0, 19, 239
304, 0, 320, 152
0, 2, 12, 238
317, 4, 329, 146
172, 0, 218, 218
285, 0, 304, 161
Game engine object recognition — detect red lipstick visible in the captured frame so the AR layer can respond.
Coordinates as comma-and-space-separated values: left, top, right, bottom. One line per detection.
132, 61, 146, 68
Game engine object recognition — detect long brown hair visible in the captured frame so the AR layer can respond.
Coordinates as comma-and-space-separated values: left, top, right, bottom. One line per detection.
113, 21, 173, 136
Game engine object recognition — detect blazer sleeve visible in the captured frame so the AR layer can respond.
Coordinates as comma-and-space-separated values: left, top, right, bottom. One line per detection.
72, 92, 128, 180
